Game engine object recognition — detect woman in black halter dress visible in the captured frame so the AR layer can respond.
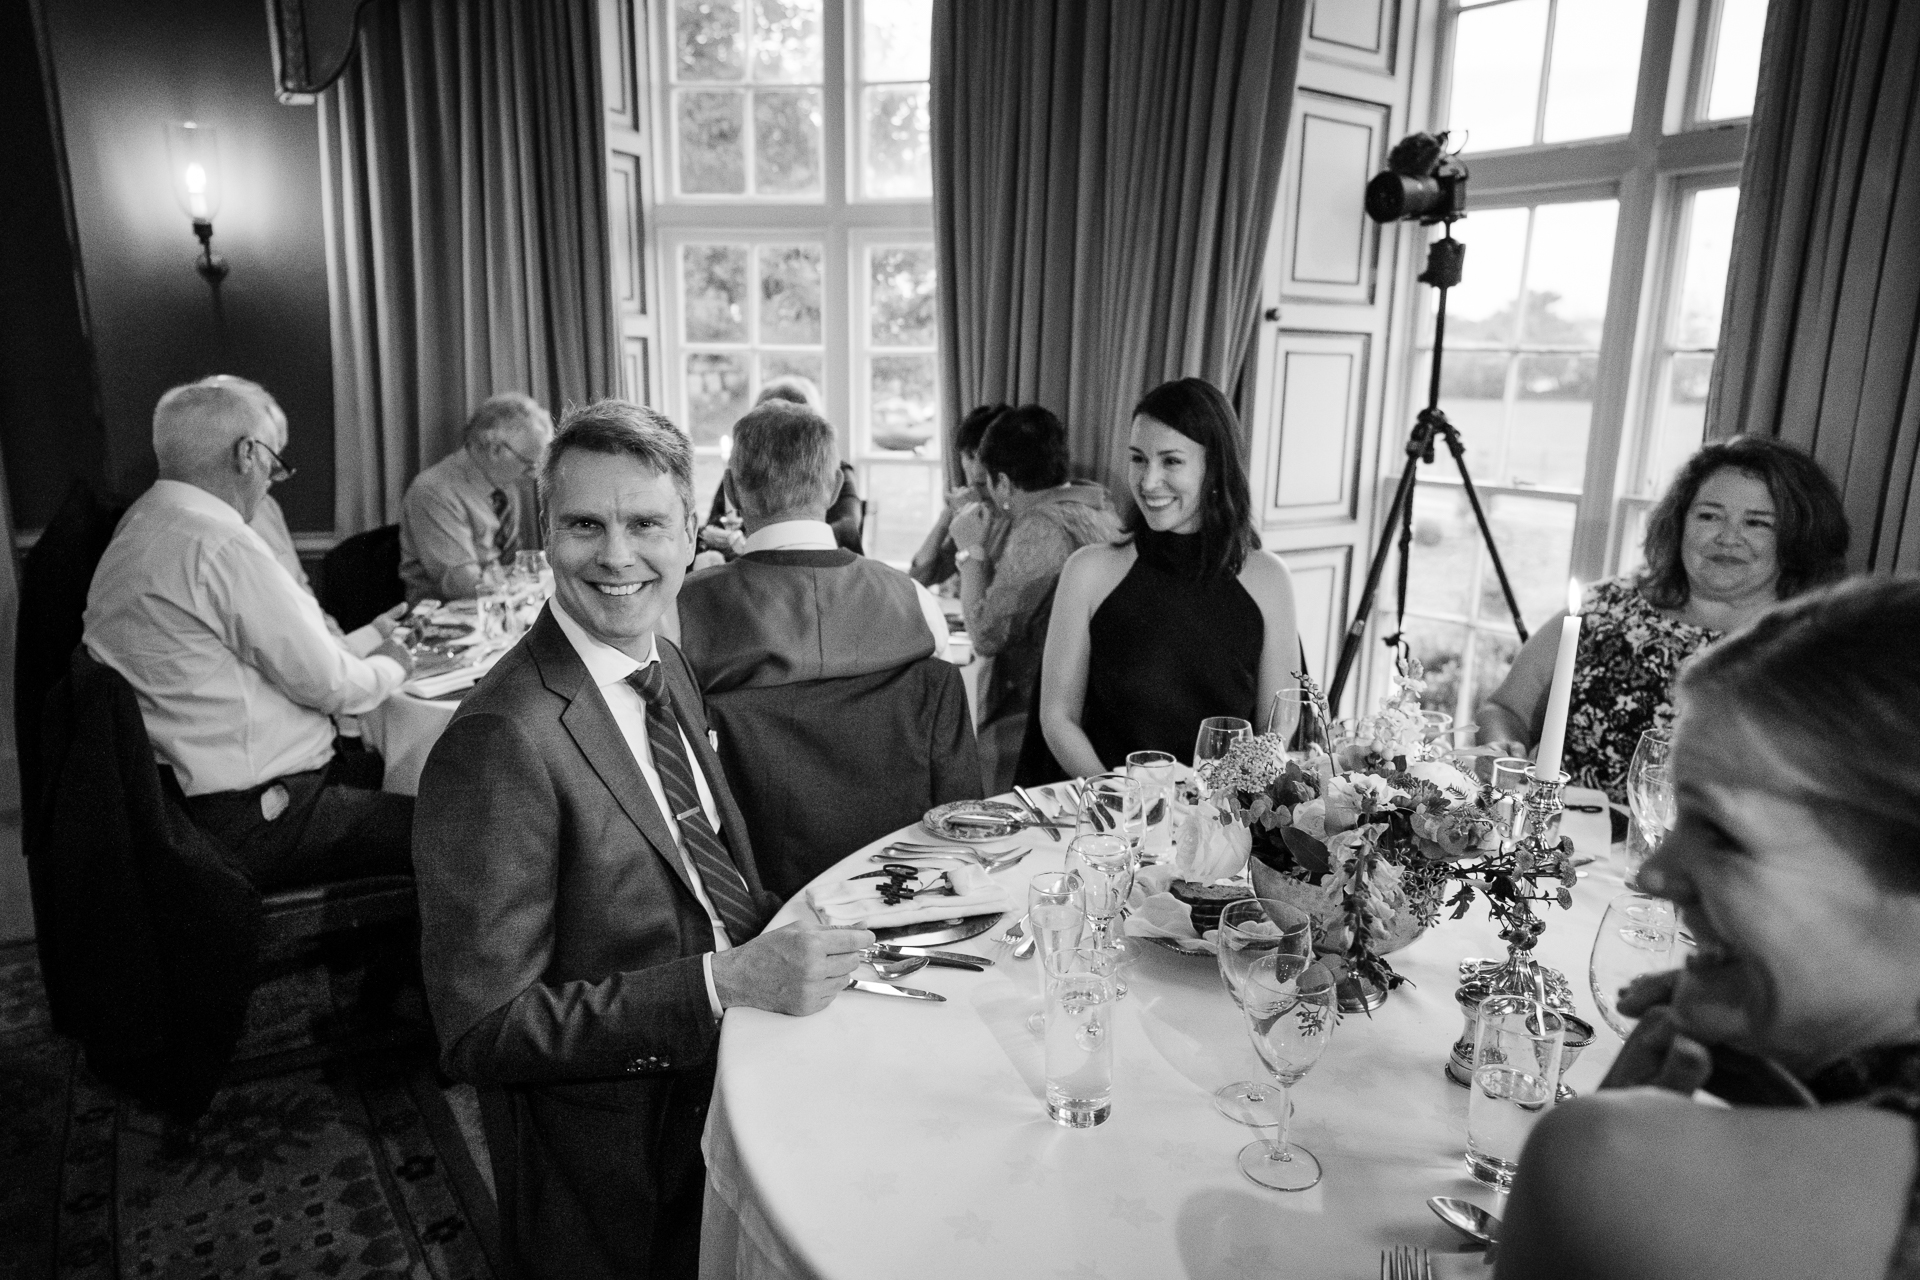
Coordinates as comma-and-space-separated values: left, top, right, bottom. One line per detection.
1037, 378, 1297, 775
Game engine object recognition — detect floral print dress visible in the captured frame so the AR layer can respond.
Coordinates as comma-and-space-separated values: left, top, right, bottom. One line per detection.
1563, 578, 1721, 804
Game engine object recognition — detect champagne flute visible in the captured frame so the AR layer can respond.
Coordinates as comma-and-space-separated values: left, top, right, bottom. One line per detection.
1236, 956, 1337, 1191
1588, 892, 1687, 1038
1193, 716, 1252, 768
1213, 900, 1313, 1125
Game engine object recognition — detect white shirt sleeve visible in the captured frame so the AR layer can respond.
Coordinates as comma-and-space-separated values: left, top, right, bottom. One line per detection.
911, 580, 951, 661
211, 535, 407, 716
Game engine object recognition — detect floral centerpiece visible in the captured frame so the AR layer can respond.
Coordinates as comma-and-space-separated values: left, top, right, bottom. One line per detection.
1188, 662, 1529, 999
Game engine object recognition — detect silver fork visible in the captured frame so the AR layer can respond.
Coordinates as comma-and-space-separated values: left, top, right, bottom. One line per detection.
1379, 1246, 1431, 1279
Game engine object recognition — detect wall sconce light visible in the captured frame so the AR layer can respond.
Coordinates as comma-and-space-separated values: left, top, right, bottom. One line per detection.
167, 121, 229, 283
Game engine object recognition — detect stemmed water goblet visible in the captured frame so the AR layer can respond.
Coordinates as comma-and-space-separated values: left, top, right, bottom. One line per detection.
1265, 689, 1330, 768
1236, 955, 1337, 1191
1588, 891, 1688, 1038
1212, 900, 1313, 1125
1193, 716, 1252, 768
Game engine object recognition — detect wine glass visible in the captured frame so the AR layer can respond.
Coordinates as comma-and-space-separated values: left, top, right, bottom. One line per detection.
1213, 900, 1313, 1125
1265, 690, 1330, 767
1588, 892, 1687, 1038
1193, 716, 1252, 768
1076, 772, 1147, 853
1236, 956, 1337, 1191
1626, 728, 1676, 867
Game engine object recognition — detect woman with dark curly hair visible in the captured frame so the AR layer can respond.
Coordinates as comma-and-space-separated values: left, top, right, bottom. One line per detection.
1476, 435, 1849, 802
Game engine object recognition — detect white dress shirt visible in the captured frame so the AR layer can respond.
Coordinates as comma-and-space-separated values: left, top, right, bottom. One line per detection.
249, 494, 385, 657
741, 519, 950, 660
549, 601, 731, 1018
83, 480, 408, 796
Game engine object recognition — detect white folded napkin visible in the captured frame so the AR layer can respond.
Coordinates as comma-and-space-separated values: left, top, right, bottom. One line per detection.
403, 648, 504, 700
1122, 863, 1215, 951
808, 863, 1012, 930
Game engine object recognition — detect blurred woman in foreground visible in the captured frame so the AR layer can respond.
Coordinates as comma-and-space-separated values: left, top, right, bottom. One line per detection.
1499, 576, 1920, 1280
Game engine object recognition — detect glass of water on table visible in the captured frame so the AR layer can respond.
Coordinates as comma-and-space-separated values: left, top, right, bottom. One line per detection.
1067, 832, 1137, 996
1236, 955, 1337, 1190
1466, 995, 1565, 1189
1025, 871, 1086, 1032
1213, 900, 1313, 1125
1045, 947, 1120, 1128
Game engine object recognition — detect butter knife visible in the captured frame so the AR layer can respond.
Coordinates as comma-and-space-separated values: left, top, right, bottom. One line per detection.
846, 978, 945, 1002
1012, 785, 1060, 842
872, 943, 993, 970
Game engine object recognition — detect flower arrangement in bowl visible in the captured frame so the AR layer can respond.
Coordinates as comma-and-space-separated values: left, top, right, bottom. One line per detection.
1191, 664, 1512, 1005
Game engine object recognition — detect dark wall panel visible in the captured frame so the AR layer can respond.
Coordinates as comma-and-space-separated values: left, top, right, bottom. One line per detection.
37, 0, 335, 531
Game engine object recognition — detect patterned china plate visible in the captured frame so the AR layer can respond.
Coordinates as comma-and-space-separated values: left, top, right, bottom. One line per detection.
922, 799, 1030, 843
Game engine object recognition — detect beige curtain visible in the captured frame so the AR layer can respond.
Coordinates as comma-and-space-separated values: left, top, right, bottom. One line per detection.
319, 0, 615, 533
1708, 0, 1920, 572
931, 0, 1307, 489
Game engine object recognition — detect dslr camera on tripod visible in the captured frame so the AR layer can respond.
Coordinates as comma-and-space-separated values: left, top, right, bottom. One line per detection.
1364, 131, 1468, 225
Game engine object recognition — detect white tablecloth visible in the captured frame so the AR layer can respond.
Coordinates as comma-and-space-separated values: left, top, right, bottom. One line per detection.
360, 693, 461, 796
700, 794, 1625, 1280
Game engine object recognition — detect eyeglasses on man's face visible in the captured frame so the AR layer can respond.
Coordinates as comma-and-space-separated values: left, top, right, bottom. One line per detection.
242, 437, 296, 484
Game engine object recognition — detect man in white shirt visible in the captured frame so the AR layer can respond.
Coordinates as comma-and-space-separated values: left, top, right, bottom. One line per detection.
83, 381, 417, 890
411, 399, 871, 1280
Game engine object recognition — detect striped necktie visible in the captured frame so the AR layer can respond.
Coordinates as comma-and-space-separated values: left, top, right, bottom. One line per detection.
624, 663, 765, 943
491, 487, 517, 560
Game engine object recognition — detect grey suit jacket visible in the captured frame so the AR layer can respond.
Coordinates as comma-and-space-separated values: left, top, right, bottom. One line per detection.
414, 605, 777, 1280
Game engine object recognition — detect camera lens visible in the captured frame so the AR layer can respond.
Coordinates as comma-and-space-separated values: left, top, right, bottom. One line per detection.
1366, 171, 1445, 223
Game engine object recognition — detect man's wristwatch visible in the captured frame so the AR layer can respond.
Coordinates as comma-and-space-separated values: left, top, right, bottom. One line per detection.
954, 547, 976, 566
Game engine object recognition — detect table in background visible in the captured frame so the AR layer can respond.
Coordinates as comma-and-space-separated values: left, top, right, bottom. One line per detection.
700, 794, 1623, 1280
360, 692, 461, 795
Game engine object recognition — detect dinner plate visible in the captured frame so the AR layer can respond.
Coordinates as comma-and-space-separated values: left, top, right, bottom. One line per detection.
922, 799, 1029, 842
874, 911, 1003, 947
1143, 935, 1216, 957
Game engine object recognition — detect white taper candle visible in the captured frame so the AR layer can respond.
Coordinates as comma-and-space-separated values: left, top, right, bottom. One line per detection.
1534, 578, 1584, 778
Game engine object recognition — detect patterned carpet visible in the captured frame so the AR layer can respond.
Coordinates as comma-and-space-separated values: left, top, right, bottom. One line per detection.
0, 940, 503, 1280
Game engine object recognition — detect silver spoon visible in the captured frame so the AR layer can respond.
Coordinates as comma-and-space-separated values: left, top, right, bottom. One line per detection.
867, 954, 931, 980
1427, 1196, 1499, 1247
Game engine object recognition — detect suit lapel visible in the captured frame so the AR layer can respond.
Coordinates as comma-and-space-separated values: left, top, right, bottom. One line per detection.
529, 610, 704, 907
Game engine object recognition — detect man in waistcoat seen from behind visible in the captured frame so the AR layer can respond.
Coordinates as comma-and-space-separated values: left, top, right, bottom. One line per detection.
676, 399, 948, 689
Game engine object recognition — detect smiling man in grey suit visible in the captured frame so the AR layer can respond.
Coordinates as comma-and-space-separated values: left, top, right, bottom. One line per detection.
413, 400, 874, 1280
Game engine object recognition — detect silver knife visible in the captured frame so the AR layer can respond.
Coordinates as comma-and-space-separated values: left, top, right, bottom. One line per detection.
873, 943, 993, 969
1012, 785, 1060, 842
846, 978, 945, 1002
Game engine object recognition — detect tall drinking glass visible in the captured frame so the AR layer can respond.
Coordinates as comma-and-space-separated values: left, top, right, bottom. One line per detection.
1588, 892, 1685, 1038
1213, 900, 1313, 1124
1418, 710, 1455, 744
1025, 872, 1086, 1031
1265, 690, 1330, 767
1193, 716, 1252, 768
1126, 750, 1178, 863
1076, 773, 1147, 853
1236, 956, 1337, 1191
1044, 948, 1117, 1127
1466, 996, 1564, 1189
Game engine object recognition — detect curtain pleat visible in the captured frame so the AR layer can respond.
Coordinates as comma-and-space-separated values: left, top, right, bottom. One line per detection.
932, 0, 1305, 493
1708, 0, 1920, 573
320, 0, 614, 534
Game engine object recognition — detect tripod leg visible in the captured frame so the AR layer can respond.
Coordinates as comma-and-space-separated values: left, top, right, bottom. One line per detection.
1328, 451, 1422, 712
1446, 445, 1531, 645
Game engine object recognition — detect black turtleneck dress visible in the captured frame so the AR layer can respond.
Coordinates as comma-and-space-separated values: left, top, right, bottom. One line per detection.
1078, 528, 1265, 767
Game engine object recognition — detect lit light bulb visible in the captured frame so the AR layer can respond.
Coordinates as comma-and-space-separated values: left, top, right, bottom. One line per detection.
184, 162, 208, 218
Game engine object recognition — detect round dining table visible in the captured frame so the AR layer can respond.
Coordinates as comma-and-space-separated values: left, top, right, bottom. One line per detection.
699, 794, 1625, 1280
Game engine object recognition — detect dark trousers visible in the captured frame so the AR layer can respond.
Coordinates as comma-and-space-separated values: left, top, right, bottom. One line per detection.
184, 748, 414, 891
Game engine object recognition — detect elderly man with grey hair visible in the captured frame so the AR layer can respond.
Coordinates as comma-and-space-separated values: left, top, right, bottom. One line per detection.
399, 391, 553, 601
83, 380, 418, 889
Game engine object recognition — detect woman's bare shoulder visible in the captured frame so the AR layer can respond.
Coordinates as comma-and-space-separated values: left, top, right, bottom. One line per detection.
1499, 1090, 1914, 1280
1059, 540, 1135, 594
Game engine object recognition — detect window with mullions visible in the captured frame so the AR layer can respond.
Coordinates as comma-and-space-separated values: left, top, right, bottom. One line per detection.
670, 0, 825, 198
1374, 0, 1765, 719
857, 0, 932, 198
